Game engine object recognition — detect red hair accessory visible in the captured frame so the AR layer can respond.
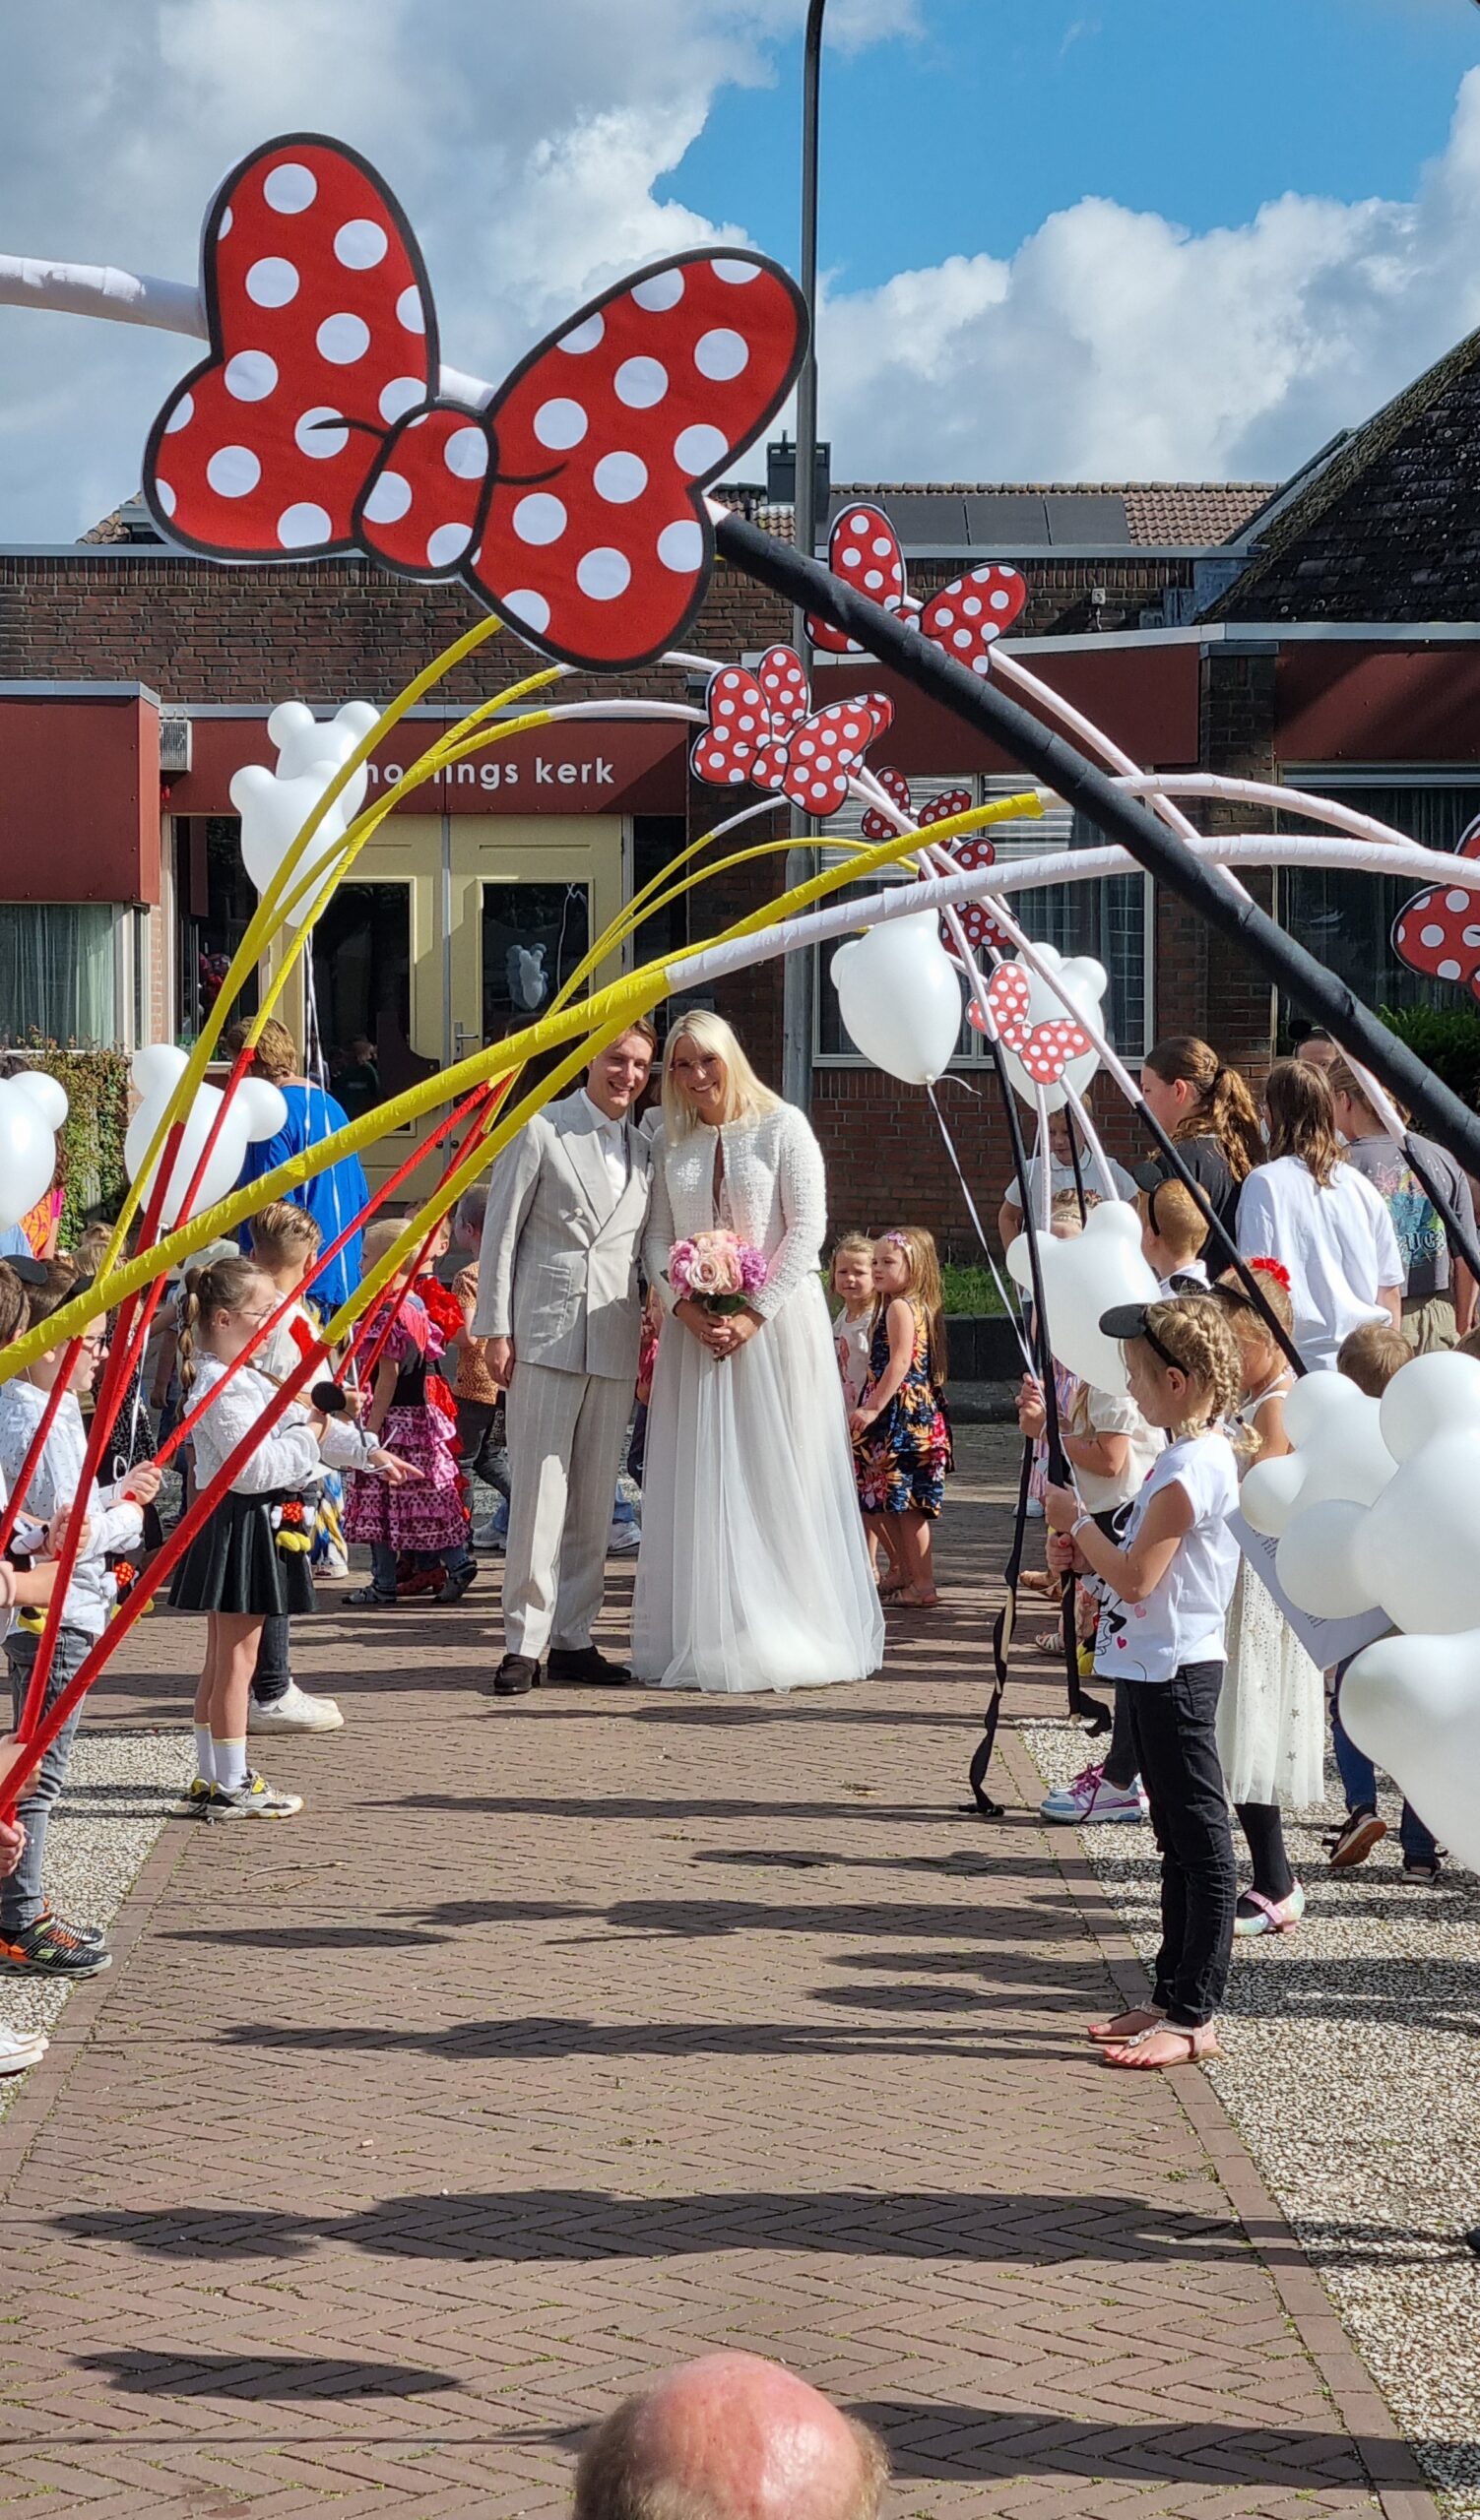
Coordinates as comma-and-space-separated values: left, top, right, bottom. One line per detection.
1247, 1255, 1292, 1292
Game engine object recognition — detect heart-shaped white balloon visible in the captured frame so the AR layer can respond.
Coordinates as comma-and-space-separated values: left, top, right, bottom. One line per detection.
1341, 1629, 1480, 1872
831, 912, 964, 1086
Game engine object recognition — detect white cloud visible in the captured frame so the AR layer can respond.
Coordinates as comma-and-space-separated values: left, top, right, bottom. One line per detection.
0, 11, 1476, 536
819, 68, 1480, 483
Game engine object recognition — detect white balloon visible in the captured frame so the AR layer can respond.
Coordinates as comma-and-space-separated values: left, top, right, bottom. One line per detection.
831, 913, 963, 1085
1240, 1449, 1307, 1539
123, 1046, 288, 1228
1341, 1629, 1480, 1873
231, 698, 380, 929
1297, 1391, 1396, 1510
1281, 1365, 1370, 1451
1274, 1498, 1377, 1619
1007, 1198, 1160, 1394
1379, 1348, 1480, 1464
0, 1070, 69, 1230
1364, 1428, 1480, 1636
989, 946, 1107, 1116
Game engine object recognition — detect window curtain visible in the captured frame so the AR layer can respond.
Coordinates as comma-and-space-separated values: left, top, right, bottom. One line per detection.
0, 904, 115, 1045
1278, 785, 1480, 1020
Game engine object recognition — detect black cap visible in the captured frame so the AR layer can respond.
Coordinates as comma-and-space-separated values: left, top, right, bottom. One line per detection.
1099, 1302, 1155, 1342
2, 1255, 49, 1288
1129, 1160, 1167, 1194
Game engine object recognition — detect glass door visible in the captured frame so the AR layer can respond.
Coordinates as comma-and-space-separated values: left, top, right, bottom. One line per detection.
448, 816, 625, 1108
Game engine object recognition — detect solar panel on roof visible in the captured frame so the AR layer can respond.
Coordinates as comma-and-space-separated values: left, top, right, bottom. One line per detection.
1043, 493, 1131, 545
963, 494, 1048, 544
856, 493, 969, 545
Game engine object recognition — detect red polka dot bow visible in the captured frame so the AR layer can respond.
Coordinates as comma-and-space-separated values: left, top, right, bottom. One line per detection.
143, 136, 807, 673
1391, 816, 1480, 1002
859, 766, 976, 845
970, 962, 1091, 1085
805, 504, 1027, 670
692, 646, 893, 818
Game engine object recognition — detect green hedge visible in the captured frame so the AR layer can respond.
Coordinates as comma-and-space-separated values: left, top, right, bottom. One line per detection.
1379, 1003, 1480, 1109
10, 1037, 131, 1245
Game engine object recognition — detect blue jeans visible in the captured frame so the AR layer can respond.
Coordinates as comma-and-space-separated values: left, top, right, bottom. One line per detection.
4, 1627, 90, 1932
253, 1614, 291, 1706
1331, 1662, 1438, 1864
369, 1541, 471, 1596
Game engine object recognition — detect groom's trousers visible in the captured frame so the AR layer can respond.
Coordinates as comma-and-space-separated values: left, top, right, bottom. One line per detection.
501, 1361, 632, 1660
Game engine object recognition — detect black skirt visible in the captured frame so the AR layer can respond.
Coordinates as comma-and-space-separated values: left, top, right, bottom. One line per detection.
169, 1489, 317, 1618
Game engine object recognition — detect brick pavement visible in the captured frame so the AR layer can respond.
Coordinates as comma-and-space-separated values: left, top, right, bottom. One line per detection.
0, 1432, 1437, 2516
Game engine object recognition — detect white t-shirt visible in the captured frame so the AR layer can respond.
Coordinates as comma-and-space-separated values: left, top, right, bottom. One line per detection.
1069, 1385, 1162, 1515
1236, 1157, 1402, 1370
1157, 1259, 1208, 1295
1003, 1153, 1137, 1214
833, 1305, 872, 1410
1092, 1427, 1240, 1684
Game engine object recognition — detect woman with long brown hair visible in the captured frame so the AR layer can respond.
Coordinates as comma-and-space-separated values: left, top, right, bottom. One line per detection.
1237, 1061, 1402, 1370
1137, 1037, 1264, 1247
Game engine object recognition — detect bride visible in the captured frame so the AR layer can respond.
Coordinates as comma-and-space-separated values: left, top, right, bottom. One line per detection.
633, 1011, 885, 1695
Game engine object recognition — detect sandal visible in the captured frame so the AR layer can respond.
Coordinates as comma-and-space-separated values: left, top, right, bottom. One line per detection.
1033, 1628, 1062, 1654
888, 1587, 939, 1609
1087, 2006, 1164, 2045
1101, 2022, 1219, 2070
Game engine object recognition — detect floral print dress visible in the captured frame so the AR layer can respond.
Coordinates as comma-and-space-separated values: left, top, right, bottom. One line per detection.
856, 1298, 952, 1519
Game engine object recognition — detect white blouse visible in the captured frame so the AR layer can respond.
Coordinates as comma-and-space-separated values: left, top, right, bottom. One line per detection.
185, 1355, 373, 1495
644, 1102, 828, 1320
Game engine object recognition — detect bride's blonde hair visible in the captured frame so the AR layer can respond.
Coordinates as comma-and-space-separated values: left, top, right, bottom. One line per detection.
660, 1009, 781, 1139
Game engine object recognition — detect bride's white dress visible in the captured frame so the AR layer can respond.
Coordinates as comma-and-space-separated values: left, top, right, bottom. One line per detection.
632, 1103, 885, 1694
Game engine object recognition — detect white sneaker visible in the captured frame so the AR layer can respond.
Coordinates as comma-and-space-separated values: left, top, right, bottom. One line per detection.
1040, 1762, 1149, 1826
204, 1773, 304, 1821
249, 1680, 345, 1734
0, 2024, 47, 2076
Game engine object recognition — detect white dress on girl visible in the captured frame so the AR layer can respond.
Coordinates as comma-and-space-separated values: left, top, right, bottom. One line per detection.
1215, 1374, 1325, 1807
635, 1103, 884, 1694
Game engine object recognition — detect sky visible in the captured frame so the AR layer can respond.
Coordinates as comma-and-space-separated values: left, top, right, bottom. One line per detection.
1, 0, 1479, 538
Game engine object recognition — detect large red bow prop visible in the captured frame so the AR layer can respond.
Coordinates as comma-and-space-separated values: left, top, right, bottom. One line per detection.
691, 646, 892, 818
144, 135, 807, 673
1391, 816, 1480, 1003
804, 503, 1027, 671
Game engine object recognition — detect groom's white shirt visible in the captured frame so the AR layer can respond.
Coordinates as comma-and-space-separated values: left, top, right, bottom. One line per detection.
473, 1090, 652, 1380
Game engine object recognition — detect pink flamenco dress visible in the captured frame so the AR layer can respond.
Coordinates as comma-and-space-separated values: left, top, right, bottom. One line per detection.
343, 1294, 469, 1556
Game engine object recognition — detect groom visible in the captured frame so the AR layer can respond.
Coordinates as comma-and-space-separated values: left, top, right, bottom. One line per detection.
474, 1023, 657, 1696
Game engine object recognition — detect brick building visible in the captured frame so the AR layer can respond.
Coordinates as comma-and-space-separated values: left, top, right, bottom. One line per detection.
3, 323, 1480, 1243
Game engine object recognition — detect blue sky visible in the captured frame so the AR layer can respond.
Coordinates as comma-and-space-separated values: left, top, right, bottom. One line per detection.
664, 0, 1480, 290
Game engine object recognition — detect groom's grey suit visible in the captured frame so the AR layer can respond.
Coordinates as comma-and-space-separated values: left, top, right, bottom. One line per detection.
474, 1092, 652, 1662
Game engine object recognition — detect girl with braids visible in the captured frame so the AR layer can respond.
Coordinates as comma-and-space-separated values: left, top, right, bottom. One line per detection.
1237, 1061, 1402, 1370
1210, 1262, 1323, 1937
170, 1255, 418, 1819
1045, 1292, 1243, 2069
1137, 1037, 1265, 1249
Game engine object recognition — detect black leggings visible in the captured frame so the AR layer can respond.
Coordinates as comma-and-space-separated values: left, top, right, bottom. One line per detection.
1123, 1664, 1237, 2029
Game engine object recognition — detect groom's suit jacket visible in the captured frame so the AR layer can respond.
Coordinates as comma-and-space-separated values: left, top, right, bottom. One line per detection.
473, 1092, 653, 1382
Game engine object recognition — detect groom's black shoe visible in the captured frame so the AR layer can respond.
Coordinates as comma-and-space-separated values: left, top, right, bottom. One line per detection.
491, 1654, 542, 1697
547, 1646, 632, 1686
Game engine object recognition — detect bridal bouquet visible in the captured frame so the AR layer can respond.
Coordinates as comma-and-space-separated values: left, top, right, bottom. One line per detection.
668, 1229, 768, 1316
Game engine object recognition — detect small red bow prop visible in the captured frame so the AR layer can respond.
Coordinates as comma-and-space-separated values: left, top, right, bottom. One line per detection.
1391, 816, 1480, 1002
805, 503, 1027, 670
856, 770, 1011, 961
692, 646, 892, 817
970, 963, 1091, 1085
859, 766, 976, 844
144, 135, 807, 673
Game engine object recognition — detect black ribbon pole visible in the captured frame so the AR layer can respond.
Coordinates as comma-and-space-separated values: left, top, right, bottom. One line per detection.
714, 511, 1480, 1187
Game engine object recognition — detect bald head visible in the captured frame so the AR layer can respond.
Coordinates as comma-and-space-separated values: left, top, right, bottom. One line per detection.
573, 2352, 889, 2520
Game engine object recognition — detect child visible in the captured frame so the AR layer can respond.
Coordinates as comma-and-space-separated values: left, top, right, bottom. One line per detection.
1020, 1192, 1090, 1598
1046, 1292, 1244, 2068
1020, 1307, 1162, 1828
345, 1221, 476, 1607
1138, 1176, 1210, 1294
851, 1228, 951, 1609
244, 1201, 346, 1736
170, 1254, 414, 1817
831, 1233, 877, 1417
1210, 1261, 1323, 1934
401, 1211, 467, 1597
1324, 1320, 1443, 1879
450, 1185, 512, 1548
0, 1261, 161, 1970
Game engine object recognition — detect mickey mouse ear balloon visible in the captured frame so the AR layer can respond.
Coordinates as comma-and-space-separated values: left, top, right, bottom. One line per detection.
231, 700, 380, 926
0, 1071, 69, 1231
123, 1045, 288, 1228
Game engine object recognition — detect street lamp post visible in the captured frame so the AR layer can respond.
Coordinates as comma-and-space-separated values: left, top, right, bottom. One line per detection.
781, 0, 828, 1110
